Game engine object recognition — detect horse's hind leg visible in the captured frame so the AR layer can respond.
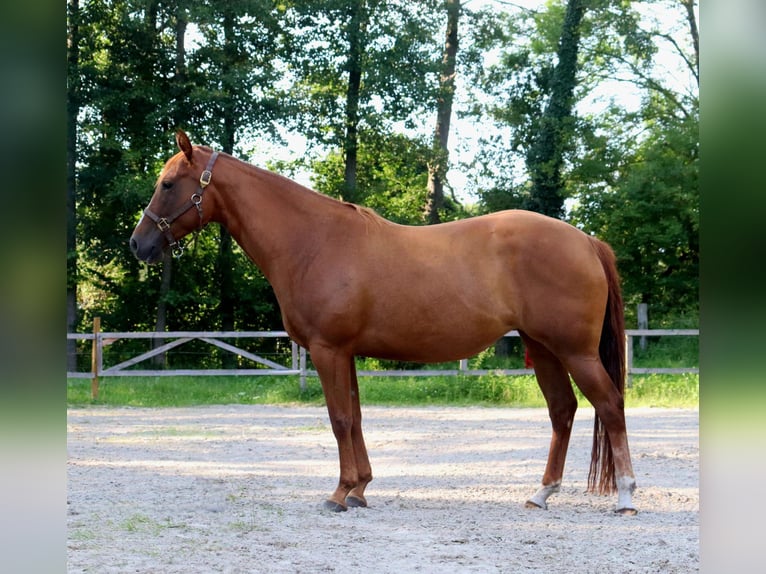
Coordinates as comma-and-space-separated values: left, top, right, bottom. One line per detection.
565, 355, 637, 515
521, 334, 579, 510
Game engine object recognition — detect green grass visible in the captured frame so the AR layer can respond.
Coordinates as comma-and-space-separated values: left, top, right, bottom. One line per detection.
67, 371, 698, 409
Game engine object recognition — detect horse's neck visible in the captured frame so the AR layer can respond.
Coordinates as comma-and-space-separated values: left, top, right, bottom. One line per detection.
211, 155, 356, 282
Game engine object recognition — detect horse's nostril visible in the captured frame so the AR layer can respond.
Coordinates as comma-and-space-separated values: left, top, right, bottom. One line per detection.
129, 236, 138, 254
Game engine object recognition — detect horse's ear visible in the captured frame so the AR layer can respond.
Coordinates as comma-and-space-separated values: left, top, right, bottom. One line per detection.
175, 130, 193, 163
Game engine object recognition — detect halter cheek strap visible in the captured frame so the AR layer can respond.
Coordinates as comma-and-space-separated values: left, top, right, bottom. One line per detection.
143, 151, 219, 258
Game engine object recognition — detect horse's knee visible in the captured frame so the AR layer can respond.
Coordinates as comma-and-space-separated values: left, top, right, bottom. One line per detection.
329, 414, 353, 439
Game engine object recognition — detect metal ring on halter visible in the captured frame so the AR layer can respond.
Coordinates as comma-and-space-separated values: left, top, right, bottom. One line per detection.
171, 241, 185, 258
191, 193, 203, 219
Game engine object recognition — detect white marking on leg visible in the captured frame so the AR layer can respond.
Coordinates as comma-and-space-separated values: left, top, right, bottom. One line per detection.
526, 481, 561, 510
616, 475, 637, 512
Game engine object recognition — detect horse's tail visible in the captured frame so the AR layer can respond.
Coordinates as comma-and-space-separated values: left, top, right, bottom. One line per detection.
588, 237, 626, 495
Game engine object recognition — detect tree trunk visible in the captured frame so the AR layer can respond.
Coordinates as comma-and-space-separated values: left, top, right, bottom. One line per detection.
172, 4, 188, 127
67, 0, 80, 370
152, 252, 172, 368
524, 0, 586, 219
425, 0, 460, 225
217, 227, 236, 367
152, 3, 185, 367
682, 0, 699, 86
342, 0, 367, 203
216, 9, 238, 368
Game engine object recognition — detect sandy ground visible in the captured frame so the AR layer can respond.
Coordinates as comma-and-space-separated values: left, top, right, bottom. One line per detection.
67, 405, 698, 573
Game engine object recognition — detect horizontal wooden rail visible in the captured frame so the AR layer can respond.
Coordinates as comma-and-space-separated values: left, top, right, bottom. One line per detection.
67, 323, 698, 399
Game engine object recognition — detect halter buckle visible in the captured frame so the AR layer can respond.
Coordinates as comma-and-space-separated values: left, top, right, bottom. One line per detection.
200, 170, 212, 187
157, 218, 170, 231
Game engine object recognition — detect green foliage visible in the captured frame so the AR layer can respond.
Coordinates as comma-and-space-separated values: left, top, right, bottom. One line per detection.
632, 334, 699, 369
282, 0, 442, 146
571, 107, 699, 316
187, 0, 289, 148
72, 0, 288, 334
67, 376, 326, 407
464, 0, 698, 321
308, 129, 460, 224
356, 375, 548, 406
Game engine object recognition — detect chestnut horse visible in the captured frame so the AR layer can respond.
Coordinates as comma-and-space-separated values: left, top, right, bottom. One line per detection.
130, 131, 637, 515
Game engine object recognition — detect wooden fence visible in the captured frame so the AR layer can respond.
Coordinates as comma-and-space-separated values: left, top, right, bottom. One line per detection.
67, 320, 698, 399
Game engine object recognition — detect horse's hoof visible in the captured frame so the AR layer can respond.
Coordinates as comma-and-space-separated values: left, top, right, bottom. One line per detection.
322, 500, 348, 513
615, 507, 638, 516
345, 495, 367, 508
524, 500, 547, 510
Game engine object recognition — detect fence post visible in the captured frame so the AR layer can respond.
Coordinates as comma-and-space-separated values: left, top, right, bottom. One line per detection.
637, 303, 648, 351
625, 332, 633, 389
91, 316, 101, 400
299, 345, 307, 391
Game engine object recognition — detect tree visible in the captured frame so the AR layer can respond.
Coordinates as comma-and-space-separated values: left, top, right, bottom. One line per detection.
69, 0, 699, 343
74, 0, 178, 335
187, 0, 286, 147
342, 0, 367, 201
71, 0, 286, 341
459, 0, 697, 321
424, 0, 460, 225
67, 0, 81, 369
462, 0, 660, 214
310, 129, 433, 224
192, 1, 289, 350
285, 0, 441, 203
458, 4, 559, 213
571, 106, 698, 316
152, 1, 190, 367
569, 0, 699, 319
522, 0, 586, 218
188, 0, 287, 362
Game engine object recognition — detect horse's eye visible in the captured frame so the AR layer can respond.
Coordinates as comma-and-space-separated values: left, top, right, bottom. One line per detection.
161, 180, 173, 191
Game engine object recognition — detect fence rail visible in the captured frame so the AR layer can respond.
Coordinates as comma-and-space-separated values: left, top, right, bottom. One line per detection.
67, 323, 698, 399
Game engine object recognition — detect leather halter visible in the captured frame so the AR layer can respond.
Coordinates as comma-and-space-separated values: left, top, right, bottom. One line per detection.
143, 151, 219, 257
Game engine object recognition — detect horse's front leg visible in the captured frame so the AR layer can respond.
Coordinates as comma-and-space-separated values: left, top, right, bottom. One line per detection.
311, 345, 370, 512
345, 359, 373, 507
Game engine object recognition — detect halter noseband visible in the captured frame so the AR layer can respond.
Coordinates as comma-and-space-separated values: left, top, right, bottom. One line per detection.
143, 151, 220, 258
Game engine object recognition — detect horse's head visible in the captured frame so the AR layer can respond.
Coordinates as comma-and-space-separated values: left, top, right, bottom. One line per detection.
129, 130, 219, 263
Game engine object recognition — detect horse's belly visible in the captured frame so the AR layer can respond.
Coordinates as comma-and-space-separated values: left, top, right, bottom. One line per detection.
354, 318, 509, 363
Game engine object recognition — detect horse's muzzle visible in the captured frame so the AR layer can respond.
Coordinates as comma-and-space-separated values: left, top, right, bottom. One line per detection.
129, 233, 163, 264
